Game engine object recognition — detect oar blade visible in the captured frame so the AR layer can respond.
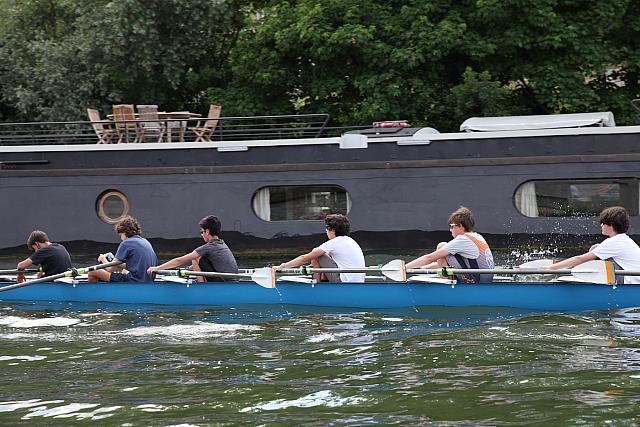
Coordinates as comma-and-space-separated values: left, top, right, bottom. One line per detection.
381, 259, 406, 282
572, 260, 616, 285
518, 259, 555, 269
251, 267, 276, 289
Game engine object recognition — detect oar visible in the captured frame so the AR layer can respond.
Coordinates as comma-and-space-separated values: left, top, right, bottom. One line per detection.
403, 260, 616, 284
0, 268, 39, 275
517, 259, 556, 268
277, 259, 408, 282
156, 267, 276, 289
0, 261, 123, 292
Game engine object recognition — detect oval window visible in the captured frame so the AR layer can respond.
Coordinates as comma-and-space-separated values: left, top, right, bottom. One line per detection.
253, 185, 351, 221
96, 190, 130, 224
514, 178, 639, 218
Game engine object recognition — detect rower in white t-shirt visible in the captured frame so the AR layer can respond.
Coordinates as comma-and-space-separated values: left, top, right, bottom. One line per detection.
545, 206, 640, 284
277, 214, 366, 283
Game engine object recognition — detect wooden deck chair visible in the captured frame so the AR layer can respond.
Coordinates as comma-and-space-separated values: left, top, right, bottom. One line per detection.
87, 108, 116, 144
190, 104, 221, 142
112, 104, 137, 143
136, 105, 165, 143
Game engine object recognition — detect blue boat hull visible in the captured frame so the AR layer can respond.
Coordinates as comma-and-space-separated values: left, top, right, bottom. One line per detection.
1, 281, 639, 311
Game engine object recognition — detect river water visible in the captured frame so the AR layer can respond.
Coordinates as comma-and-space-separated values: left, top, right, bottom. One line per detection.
1, 250, 640, 425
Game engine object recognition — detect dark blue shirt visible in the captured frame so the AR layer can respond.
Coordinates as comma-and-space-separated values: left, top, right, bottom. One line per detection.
114, 236, 157, 282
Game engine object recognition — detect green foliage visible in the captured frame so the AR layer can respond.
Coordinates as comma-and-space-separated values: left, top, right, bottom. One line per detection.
0, 0, 638, 129
440, 68, 521, 131
0, 0, 250, 121
210, 0, 640, 130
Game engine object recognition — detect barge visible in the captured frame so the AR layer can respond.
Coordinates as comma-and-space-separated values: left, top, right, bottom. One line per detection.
1, 110, 639, 254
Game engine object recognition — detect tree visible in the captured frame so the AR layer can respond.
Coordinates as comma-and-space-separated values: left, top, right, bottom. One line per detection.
0, 0, 638, 128
0, 0, 251, 121
208, 0, 640, 131
466, 0, 640, 122
208, 0, 475, 127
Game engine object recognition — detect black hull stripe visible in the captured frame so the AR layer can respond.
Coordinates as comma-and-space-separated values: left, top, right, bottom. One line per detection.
1, 153, 639, 177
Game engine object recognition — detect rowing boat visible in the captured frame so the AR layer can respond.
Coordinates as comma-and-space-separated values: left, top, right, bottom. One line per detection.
1, 260, 638, 311
0, 278, 639, 311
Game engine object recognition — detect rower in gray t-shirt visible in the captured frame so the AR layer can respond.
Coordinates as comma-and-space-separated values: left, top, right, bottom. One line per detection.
194, 239, 238, 282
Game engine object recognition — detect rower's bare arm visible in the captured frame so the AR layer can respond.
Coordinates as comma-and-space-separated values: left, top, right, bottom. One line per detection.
546, 253, 597, 270
148, 251, 199, 273
406, 248, 449, 268
279, 248, 326, 269
16, 258, 33, 270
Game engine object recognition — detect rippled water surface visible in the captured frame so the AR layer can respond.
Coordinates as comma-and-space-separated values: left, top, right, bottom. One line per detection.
1, 303, 640, 425
2, 250, 640, 425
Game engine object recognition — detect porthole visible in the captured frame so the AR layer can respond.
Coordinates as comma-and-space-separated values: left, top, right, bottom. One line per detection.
96, 190, 130, 224
253, 185, 351, 221
514, 178, 639, 218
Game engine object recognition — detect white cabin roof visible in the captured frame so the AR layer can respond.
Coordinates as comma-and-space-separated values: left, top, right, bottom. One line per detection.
460, 112, 616, 132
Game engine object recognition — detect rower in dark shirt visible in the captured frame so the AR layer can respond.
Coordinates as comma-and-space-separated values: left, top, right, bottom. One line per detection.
147, 215, 238, 282
16, 230, 72, 280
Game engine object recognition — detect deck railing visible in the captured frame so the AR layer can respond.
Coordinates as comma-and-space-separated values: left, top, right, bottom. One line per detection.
0, 113, 363, 146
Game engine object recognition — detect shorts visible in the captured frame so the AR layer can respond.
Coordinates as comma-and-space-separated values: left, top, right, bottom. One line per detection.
110, 272, 130, 282
317, 255, 341, 282
198, 257, 235, 282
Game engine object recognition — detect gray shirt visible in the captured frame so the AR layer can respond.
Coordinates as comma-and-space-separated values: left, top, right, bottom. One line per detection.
443, 234, 482, 259
194, 239, 238, 281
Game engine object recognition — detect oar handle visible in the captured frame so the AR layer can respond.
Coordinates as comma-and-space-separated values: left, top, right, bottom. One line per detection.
0, 260, 123, 293
278, 266, 378, 275
0, 268, 40, 275
74, 260, 123, 275
614, 270, 640, 276
407, 267, 576, 276
156, 269, 250, 279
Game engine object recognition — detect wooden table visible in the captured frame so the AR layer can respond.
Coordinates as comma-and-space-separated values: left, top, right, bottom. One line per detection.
158, 111, 201, 143
107, 111, 201, 143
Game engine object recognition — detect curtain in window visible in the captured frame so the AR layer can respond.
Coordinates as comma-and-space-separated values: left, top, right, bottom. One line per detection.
515, 182, 539, 217
253, 188, 271, 221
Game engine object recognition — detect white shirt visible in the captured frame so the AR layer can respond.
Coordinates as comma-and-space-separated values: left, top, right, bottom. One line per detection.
318, 236, 366, 282
590, 233, 640, 284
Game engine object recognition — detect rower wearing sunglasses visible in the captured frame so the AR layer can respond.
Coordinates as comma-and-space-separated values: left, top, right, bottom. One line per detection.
406, 206, 495, 283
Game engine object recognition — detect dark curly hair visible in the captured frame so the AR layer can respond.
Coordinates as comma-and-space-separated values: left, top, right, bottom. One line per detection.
325, 214, 351, 236
199, 215, 222, 236
115, 216, 141, 237
598, 206, 629, 234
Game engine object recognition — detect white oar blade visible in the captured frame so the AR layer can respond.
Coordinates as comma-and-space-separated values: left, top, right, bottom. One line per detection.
572, 260, 616, 285
252, 267, 276, 289
408, 275, 455, 284
381, 259, 406, 282
518, 259, 555, 269
277, 276, 315, 284
158, 275, 189, 284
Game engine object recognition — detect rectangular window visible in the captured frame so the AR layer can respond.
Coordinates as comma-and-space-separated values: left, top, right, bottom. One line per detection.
515, 178, 639, 217
253, 186, 351, 221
